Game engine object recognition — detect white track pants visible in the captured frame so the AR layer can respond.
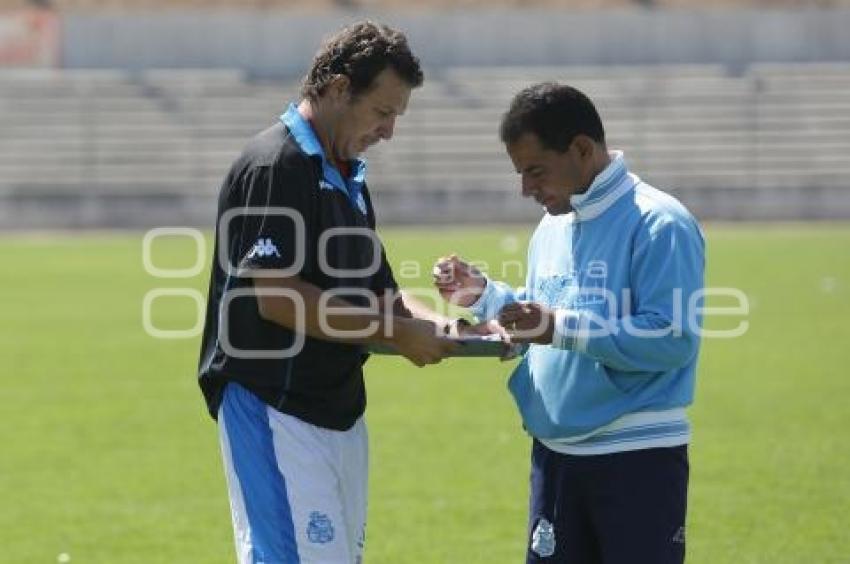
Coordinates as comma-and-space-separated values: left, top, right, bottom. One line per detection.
218, 383, 368, 564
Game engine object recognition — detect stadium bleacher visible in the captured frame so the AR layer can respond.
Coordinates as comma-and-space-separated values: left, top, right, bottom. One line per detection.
2, 63, 850, 227
4, 0, 849, 10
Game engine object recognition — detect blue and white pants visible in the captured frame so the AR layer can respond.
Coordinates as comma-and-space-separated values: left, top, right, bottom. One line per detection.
218, 383, 368, 564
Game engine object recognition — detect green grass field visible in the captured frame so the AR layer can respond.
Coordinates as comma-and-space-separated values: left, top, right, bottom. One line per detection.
2, 225, 849, 563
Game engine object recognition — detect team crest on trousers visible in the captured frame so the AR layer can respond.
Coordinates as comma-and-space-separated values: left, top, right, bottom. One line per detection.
531, 517, 556, 557
306, 511, 335, 544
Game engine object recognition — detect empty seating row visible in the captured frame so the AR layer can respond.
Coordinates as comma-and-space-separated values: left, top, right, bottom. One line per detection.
2, 63, 849, 224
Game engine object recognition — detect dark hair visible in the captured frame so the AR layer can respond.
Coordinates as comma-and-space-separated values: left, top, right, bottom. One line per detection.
301, 21, 424, 101
500, 82, 606, 151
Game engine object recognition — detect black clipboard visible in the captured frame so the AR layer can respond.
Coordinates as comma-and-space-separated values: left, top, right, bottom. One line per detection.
369, 335, 511, 358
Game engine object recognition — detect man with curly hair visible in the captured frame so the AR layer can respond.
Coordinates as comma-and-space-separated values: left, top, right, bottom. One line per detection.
198, 22, 460, 563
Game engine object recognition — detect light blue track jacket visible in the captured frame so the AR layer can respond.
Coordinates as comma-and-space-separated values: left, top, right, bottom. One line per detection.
471, 152, 705, 454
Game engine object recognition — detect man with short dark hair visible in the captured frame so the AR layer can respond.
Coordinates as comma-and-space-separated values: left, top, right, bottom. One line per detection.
434, 82, 705, 564
199, 21, 460, 563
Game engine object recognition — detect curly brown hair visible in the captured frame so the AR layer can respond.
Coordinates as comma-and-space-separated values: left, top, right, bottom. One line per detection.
301, 21, 424, 101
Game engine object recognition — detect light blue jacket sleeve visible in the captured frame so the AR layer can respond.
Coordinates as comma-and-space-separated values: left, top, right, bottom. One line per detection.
469, 278, 527, 321
553, 215, 705, 373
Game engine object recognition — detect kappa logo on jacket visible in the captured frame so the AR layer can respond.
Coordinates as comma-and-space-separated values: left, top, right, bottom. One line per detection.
246, 238, 281, 259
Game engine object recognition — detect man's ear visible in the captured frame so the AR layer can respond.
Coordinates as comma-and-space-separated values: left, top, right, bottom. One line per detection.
327, 75, 351, 105
572, 135, 596, 160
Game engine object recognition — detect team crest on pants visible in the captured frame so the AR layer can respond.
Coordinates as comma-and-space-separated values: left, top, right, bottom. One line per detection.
531, 517, 556, 557
307, 511, 335, 544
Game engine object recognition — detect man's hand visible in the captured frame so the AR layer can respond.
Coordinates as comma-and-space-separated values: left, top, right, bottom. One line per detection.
498, 301, 555, 345
452, 319, 506, 338
451, 319, 520, 361
392, 318, 458, 367
432, 254, 486, 307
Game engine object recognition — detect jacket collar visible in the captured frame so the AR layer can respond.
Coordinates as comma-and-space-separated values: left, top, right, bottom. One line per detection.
569, 150, 634, 221
280, 103, 367, 211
